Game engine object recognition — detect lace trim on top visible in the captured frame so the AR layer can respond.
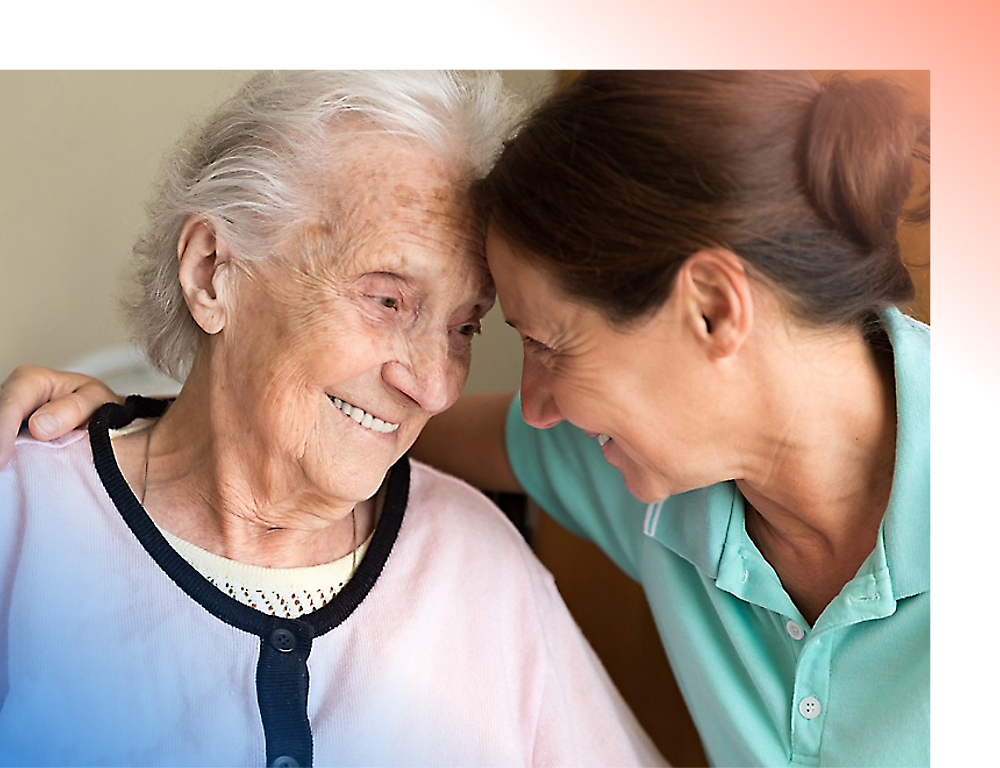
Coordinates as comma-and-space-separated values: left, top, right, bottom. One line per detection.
159, 526, 373, 618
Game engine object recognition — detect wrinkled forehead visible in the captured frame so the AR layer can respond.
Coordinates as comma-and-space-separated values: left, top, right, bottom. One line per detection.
342, 161, 482, 265
278, 136, 492, 300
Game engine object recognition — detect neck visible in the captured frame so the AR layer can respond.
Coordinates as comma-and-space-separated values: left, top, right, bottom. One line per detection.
115, 364, 374, 568
734, 322, 896, 622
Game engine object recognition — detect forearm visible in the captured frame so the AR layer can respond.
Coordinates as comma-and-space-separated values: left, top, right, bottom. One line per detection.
410, 391, 521, 493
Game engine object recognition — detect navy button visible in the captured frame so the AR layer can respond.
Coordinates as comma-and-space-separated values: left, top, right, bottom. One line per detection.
271, 756, 299, 768
270, 628, 296, 653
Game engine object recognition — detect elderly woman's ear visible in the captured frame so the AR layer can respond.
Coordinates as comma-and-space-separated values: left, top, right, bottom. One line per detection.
177, 216, 235, 335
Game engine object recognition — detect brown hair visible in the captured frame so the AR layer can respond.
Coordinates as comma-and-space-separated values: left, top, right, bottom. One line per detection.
475, 70, 930, 329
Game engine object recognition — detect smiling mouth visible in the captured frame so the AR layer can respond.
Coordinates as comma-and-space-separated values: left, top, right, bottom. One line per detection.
329, 396, 400, 434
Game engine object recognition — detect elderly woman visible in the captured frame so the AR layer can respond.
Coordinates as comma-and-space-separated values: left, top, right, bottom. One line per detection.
0, 71, 661, 767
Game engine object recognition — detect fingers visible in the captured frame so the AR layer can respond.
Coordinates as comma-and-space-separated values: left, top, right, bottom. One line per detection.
0, 364, 54, 467
27, 381, 121, 439
0, 365, 122, 468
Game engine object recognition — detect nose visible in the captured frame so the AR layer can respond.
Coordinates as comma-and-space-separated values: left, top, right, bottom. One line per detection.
382, 337, 463, 416
519, 356, 564, 430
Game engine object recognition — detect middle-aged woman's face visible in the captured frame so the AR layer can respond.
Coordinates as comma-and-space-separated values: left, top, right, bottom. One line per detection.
487, 228, 717, 504
215, 137, 494, 510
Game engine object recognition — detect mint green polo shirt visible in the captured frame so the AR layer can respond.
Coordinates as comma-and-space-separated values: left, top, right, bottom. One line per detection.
506, 308, 929, 767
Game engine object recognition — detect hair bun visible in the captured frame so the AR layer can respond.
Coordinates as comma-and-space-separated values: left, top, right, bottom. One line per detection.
804, 74, 929, 250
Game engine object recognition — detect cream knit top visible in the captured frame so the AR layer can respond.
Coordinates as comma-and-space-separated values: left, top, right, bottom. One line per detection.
160, 527, 373, 618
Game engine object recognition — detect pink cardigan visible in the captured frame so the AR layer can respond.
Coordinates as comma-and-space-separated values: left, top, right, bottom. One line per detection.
0, 416, 664, 767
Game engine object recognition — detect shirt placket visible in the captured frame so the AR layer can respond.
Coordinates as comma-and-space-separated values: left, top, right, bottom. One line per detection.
788, 564, 895, 766
715, 513, 895, 767
788, 625, 833, 767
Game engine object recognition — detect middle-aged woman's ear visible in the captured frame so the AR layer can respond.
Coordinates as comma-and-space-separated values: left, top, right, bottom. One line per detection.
675, 249, 754, 359
177, 216, 233, 335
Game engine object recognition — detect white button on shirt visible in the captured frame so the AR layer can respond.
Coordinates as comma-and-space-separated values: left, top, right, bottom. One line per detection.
799, 696, 822, 720
786, 620, 805, 640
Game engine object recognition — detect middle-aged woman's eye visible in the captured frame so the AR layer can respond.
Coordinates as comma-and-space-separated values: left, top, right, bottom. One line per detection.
523, 335, 552, 354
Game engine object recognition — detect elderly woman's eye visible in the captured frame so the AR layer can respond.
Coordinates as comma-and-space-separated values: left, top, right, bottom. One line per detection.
373, 296, 399, 310
457, 322, 482, 337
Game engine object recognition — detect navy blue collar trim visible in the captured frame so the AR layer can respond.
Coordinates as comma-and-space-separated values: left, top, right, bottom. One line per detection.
88, 395, 408, 638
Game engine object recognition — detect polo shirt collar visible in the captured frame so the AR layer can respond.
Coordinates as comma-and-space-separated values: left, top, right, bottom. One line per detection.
880, 307, 930, 599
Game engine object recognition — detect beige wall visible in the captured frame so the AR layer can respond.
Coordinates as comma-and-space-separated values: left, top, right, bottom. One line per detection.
0, 70, 553, 394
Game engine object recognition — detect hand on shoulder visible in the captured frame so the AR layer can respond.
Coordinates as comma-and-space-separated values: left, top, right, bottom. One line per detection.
0, 365, 120, 468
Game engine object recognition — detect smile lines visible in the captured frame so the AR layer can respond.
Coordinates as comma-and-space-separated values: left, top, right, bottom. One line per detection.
330, 396, 400, 434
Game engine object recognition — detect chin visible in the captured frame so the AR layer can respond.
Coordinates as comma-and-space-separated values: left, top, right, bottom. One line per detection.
619, 468, 672, 505
603, 443, 671, 504
311, 454, 392, 506
355, 467, 393, 500
627, 485, 671, 505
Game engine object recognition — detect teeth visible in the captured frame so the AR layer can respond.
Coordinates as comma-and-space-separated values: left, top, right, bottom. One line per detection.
329, 396, 399, 434
597, 434, 611, 447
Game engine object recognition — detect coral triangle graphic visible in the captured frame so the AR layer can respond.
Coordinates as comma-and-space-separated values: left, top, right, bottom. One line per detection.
475, 0, 1000, 405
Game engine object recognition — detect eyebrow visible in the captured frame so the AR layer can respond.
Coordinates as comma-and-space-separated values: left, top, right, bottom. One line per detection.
462, 295, 495, 321
464, 277, 496, 316
366, 266, 494, 311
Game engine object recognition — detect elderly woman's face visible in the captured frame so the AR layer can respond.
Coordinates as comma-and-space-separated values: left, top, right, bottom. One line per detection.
219, 138, 493, 507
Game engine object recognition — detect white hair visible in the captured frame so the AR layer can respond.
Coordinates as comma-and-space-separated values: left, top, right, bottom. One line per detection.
127, 70, 522, 381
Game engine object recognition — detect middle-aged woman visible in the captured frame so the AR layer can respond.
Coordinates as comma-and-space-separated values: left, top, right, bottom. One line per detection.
425, 70, 930, 767
0, 70, 663, 767
1, 70, 929, 767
